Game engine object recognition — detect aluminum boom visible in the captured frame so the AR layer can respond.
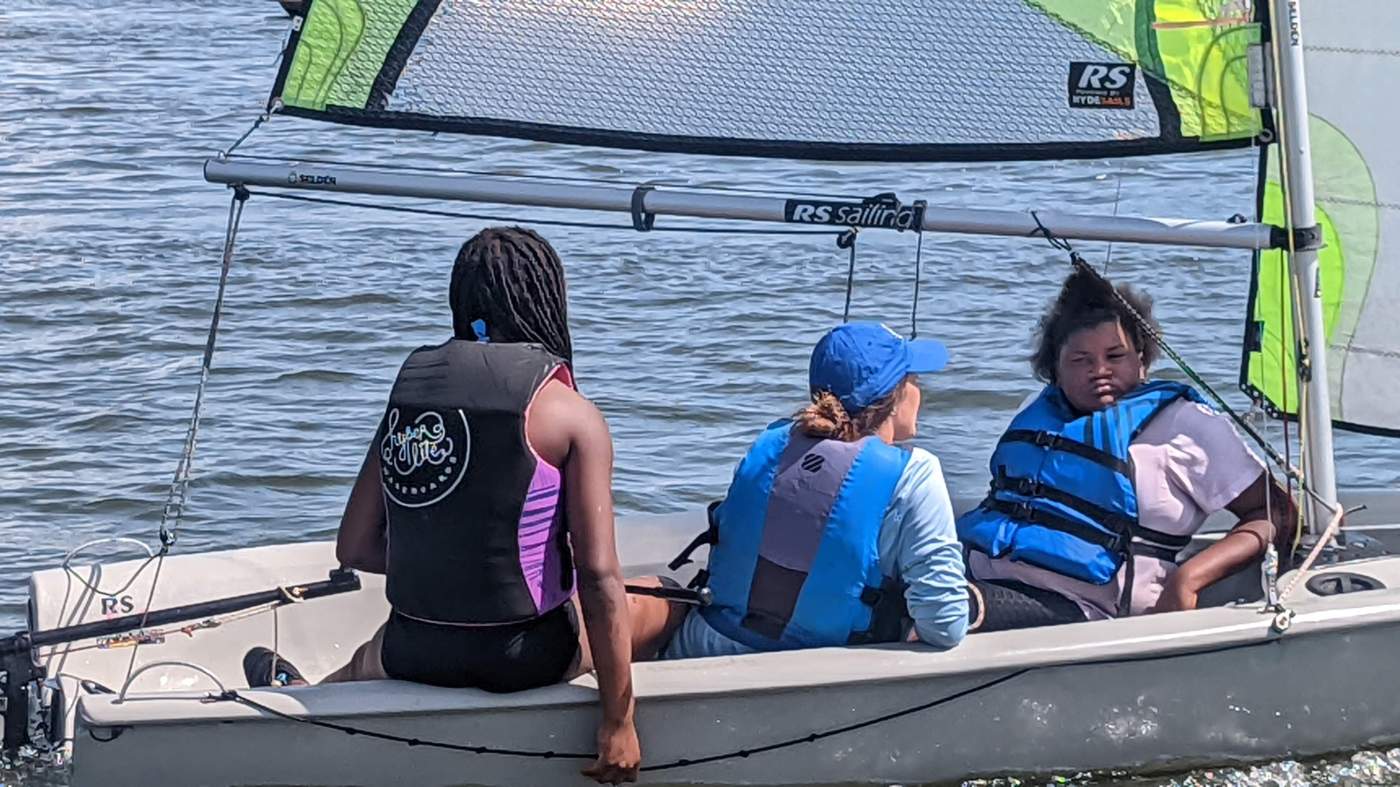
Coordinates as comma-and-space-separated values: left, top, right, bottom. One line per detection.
204, 158, 1280, 251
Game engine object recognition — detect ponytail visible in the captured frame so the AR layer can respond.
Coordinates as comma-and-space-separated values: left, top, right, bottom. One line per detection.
794, 392, 859, 441
793, 378, 906, 441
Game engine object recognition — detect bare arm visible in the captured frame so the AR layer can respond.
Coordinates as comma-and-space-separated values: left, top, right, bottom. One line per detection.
1155, 472, 1293, 612
335, 442, 388, 574
564, 400, 640, 783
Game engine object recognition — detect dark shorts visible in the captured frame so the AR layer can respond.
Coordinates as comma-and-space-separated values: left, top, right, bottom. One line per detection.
381, 602, 580, 693
968, 579, 1087, 633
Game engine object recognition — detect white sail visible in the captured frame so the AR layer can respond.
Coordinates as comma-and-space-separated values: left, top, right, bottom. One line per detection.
1244, 0, 1400, 436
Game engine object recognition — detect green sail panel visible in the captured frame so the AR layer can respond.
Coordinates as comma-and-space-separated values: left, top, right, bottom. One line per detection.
1026, 0, 1264, 142
1243, 0, 1400, 436
277, 0, 419, 113
266, 0, 1270, 160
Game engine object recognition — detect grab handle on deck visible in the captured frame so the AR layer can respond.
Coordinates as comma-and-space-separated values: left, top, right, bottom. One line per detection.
116, 660, 228, 704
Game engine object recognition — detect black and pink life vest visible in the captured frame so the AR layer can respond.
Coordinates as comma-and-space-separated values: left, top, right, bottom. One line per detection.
376, 339, 574, 625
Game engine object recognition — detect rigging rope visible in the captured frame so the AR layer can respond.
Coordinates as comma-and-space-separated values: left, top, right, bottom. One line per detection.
211, 669, 1029, 770
909, 223, 925, 338
838, 228, 859, 322
122, 186, 249, 691
221, 115, 269, 160
193, 637, 1286, 772
248, 189, 838, 237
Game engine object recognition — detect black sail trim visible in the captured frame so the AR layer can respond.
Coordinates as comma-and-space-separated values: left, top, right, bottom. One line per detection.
366, 0, 445, 112
280, 104, 1263, 163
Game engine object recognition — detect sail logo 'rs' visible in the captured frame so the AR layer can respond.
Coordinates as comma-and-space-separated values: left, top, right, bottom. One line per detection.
1067, 63, 1136, 110
801, 453, 826, 473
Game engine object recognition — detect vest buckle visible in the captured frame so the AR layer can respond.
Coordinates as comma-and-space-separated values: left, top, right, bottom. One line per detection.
1032, 431, 1060, 449
1012, 478, 1042, 497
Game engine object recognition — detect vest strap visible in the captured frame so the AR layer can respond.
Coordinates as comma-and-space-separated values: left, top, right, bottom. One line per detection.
988, 477, 1191, 555
1129, 541, 1181, 563
668, 500, 722, 571
1133, 524, 1192, 550
1000, 429, 1132, 477
850, 576, 910, 645
985, 499, 1127, 554
858, 585, 884, 606
991, 473, 1136, 535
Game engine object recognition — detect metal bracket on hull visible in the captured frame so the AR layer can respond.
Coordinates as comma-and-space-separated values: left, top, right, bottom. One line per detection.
1, 643, 38, 755
0, 568, 361, 759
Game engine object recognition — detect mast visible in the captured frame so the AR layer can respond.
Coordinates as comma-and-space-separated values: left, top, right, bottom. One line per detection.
1270, 0, 1339, 531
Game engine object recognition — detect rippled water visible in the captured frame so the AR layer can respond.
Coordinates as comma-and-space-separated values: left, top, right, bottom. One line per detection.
3, 1, 1399, 784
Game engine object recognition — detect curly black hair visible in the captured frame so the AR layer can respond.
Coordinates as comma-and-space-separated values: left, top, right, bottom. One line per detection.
1030, 267, 1160, 384
449, 227, 573, 364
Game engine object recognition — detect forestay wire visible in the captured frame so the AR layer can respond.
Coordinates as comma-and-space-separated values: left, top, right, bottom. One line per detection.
120, 186, 249, 689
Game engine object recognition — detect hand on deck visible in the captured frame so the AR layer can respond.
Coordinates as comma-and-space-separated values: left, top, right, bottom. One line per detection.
583, 716, 641, 784
1151, 572, 1200, 613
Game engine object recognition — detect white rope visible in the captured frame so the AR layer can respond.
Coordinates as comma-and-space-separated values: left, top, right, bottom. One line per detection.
1278, 503, 1348, 603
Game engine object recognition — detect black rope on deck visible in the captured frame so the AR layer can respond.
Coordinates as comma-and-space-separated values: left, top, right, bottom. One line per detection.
193, 638, 1290, 774
213, 668, 1030, 772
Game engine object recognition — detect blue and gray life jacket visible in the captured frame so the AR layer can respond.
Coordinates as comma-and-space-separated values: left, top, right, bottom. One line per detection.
672, 422, 912, 651
957, 380, 1205, 586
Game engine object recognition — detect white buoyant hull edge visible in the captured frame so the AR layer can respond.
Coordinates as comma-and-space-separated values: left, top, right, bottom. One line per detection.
20, 497, 1400, 786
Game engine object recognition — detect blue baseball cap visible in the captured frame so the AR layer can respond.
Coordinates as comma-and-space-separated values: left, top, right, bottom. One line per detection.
809, 322, 948, 413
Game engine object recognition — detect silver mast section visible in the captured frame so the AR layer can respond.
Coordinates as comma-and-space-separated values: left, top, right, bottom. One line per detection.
1271, 0, 1339, 531
203, 158, 1278, 251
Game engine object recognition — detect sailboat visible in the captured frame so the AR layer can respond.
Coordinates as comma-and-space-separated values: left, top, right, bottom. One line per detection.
4, 0, 1399, 785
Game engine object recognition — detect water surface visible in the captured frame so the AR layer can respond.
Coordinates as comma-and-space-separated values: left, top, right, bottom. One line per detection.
2, 2, 1397, 784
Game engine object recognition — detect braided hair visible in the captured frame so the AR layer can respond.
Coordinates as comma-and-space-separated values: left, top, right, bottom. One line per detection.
449, 227, 573, 364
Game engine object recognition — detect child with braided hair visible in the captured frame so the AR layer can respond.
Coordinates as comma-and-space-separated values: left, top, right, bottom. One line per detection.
244, 227, 644, 784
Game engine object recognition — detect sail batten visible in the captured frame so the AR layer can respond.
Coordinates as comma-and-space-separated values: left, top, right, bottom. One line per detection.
271, 0, 1270, 162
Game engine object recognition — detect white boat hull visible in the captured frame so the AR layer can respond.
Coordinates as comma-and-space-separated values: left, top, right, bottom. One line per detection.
21, 504, 1400, 785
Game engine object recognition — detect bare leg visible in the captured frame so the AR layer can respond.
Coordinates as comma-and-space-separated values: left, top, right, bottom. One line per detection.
565, 577, 687, 679
623, 576, 690, 661
321, 622, 389, 683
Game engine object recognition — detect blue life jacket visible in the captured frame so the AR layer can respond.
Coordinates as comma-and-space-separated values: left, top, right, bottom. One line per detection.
957, 381, 1205, 586
692, 422, 912, 651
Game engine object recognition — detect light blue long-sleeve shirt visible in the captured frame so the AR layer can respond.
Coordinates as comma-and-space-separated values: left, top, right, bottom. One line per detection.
664, 447, 969, 658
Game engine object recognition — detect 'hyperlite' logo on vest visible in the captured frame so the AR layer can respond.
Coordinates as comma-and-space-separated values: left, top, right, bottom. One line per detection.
379, 408, 470, 508
1067, 63, 1136, 109
783, 193, 925, 231
800, 453, 826, 473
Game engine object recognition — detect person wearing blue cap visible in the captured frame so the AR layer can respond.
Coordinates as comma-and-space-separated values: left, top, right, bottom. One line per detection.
646, 321, 969, 658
